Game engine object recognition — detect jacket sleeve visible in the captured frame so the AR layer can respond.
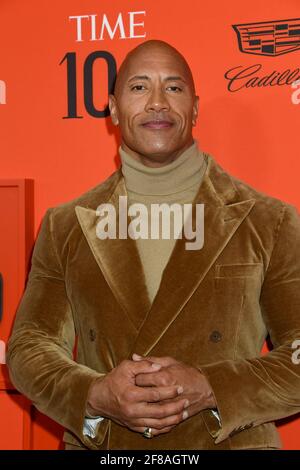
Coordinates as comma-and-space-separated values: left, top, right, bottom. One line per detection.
200, 203, 300, 444
6, 208, 107, 449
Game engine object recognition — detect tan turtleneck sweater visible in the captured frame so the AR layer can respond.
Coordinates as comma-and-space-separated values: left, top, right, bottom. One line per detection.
119, 141, 207, 304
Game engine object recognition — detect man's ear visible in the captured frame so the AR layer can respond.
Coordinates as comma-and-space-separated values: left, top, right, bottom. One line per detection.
192, 95, 199, 127
108, 94, 119, 126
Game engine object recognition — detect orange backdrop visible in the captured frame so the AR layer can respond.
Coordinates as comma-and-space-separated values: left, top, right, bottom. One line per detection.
0, 0, 299, 449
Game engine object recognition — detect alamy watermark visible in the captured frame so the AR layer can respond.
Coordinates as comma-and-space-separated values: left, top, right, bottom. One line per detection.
292, 340, 300, 365
95, 196, 204, 250
291, 79, 300, 105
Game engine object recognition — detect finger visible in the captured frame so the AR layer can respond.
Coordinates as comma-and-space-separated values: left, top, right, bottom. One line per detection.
132, 353, 144, 361
146, 355, 178, 366
135, 371, 164, 387
132, 408, 189, 431
130, 425, 175, 437
132, 354, 177, 367
134, 397, 189, 420
130, 359, 162, 376
133, 385, 183, 403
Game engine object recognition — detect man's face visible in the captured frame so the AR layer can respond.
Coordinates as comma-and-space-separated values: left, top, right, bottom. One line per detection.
109, 46, 199, 164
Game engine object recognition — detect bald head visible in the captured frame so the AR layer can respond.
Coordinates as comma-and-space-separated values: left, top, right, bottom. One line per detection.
114, 40, 196, 98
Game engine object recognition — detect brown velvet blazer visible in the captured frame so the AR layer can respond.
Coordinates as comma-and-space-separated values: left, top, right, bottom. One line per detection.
6, 152, 300, 450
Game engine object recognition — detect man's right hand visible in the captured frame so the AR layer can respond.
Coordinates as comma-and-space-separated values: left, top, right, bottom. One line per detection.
86, 359, 189, 436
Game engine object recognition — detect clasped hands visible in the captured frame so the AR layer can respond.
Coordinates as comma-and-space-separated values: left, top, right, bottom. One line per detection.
87, 353, 216, 438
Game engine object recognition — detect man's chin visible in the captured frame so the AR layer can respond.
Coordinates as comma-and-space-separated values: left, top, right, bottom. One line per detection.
136, 140, 180, 157
138, 146, 178, 160
123, 138, 189, 162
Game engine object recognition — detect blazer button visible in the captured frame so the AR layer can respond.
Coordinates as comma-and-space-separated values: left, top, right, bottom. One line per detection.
89, 329, 96, 342
209, 330, 222, 343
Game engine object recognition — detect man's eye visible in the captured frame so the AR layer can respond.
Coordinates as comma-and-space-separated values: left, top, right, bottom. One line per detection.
131, 85, 146, 91
167, 86, 182, 92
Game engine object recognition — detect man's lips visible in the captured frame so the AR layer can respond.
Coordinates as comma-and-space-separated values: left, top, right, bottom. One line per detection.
141, 120, 174, 129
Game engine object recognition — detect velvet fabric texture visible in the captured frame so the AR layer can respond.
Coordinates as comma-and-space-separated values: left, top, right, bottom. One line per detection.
6, 152, 300, 450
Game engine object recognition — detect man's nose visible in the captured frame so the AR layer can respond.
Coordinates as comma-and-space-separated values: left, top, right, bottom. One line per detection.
145, 87, 170, 113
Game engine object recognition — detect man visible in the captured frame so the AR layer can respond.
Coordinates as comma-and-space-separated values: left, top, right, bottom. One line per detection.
6, 40, 300, 450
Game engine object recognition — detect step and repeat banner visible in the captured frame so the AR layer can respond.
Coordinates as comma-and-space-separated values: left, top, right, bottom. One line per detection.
0, 0, 300, 449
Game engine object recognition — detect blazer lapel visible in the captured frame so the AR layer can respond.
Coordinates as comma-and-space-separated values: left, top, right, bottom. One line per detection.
75, 153, 256, 359
128, 153, 256, 357
75, 172, 151, 333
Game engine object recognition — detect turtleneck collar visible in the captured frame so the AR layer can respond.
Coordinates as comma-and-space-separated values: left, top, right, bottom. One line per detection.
119, 140, 205, 196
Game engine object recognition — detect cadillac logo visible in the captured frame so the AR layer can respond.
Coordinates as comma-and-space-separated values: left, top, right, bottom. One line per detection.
233, 18, 300, 56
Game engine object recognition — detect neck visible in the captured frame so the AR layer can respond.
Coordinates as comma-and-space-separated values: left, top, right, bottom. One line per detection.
119, 140, 206, 196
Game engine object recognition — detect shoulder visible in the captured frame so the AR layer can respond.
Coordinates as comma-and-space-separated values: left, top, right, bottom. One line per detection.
231, 171, 298, 225
206, 152, 299, 239
210, 153, 298, 215
47, 168, 121, 218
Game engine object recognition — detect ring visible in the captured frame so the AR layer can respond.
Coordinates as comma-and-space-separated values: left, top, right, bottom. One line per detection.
142, 427, 153, 439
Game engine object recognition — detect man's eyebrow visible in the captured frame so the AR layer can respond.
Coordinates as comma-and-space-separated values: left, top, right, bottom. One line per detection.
164, 76, 187, 83
127, 75, 150, 83
127, 75, 187, 83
